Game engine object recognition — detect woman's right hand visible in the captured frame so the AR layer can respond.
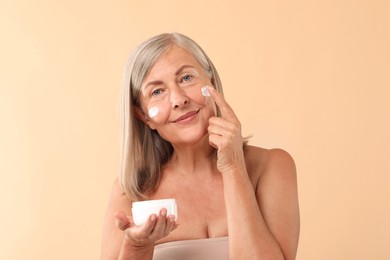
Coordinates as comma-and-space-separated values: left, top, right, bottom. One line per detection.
115, 208, 178, 249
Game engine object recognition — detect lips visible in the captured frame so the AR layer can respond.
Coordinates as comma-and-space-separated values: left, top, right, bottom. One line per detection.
173, 110, 199, 123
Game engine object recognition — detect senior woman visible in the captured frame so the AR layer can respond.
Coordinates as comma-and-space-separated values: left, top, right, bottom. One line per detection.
101, 33, 300, 259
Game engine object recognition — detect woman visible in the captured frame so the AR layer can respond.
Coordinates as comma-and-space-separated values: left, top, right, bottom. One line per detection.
101, 33, 300, 259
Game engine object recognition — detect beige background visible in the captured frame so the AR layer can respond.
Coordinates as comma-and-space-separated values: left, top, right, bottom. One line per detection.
1, 0, 389, 259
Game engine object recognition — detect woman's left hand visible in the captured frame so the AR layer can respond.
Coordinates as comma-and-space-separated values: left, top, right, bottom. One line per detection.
207, 86, 246, 173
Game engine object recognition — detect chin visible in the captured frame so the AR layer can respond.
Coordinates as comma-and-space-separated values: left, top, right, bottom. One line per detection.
171, 130, 208, 146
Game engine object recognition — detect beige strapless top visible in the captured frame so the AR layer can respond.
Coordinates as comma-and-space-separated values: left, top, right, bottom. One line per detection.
153, 236, 229, 260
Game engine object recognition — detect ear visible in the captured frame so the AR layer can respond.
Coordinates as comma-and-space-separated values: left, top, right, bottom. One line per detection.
133, 106, 156, 130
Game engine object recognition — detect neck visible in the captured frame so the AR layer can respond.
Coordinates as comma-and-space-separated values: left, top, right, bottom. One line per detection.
168, 135, 217, 175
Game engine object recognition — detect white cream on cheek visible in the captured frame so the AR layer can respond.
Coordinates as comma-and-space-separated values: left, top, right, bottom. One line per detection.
201, 85, 210, 97
148, 106, 159, 118
201, 85, 217, 115
147, 86, 209, 120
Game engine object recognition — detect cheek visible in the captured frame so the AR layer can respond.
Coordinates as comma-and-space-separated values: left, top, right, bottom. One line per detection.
187, 87, 208, 106
187, 87, 217, 116
148, 107, 159, 118
147, 103, 171, 123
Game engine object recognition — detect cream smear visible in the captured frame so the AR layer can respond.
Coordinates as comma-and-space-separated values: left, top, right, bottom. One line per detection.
201, 85, 210, 97
148, 107, 159, 118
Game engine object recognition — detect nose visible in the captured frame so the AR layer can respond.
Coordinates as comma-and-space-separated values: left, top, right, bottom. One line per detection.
170, 86, 189, 109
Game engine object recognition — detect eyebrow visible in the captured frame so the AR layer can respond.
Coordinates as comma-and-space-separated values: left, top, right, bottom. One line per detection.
143, 80, 163, 91
175, 64, 196, 76
143, 65, 197, 90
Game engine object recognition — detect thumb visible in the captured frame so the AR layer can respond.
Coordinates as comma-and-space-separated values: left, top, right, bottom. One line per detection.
114, 211, 132, 231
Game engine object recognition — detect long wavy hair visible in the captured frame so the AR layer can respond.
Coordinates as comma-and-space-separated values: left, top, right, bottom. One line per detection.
120, 33, 224, 200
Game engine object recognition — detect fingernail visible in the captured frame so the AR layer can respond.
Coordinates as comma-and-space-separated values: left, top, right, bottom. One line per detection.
169, 216, 175, 222
151, 215, 156, 222
161, 208, 167, 217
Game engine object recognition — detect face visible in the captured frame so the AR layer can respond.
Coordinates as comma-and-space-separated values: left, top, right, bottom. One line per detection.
136, 45, 216, 145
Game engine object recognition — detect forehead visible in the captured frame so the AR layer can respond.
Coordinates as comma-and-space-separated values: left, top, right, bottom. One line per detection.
145, 46, 202, 79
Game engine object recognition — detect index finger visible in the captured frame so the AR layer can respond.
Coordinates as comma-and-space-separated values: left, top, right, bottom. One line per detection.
207, 86, 237, 120
131, 214, 158, 238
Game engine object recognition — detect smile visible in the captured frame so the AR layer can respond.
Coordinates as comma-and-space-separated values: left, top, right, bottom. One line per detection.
173, 110, 200, 123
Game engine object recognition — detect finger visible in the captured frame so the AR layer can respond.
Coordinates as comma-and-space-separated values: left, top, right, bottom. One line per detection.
208, 117, 237, 133
149, 208, 168, 239
172, 223, 179, 231
209, 131, 225, 146
115, 211, 131, 231
132, 214, 158, 239
207, 87, 237, 121
208, 125, 233, 140
163, 214, 176, 236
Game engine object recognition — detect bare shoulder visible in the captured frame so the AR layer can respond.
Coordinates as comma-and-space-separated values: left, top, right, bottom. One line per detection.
247, 146, 300, 258
245, 145, 295, 167
108, 178, 133, 208
101, 178, 132, 259
104, 178, 133, 224
244, 145, 297, 184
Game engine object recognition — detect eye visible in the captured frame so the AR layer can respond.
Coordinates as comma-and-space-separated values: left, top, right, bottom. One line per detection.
152, 88, 163, 96
181, 74, 193, 83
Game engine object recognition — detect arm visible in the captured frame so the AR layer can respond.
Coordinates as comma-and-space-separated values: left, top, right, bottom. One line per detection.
101, 179, 177, 260
256, 149, 300, 259
207, 87, 300, 259
222, 149, 299, 259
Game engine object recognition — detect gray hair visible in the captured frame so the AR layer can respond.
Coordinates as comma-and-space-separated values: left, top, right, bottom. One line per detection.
120, 33, 223, 200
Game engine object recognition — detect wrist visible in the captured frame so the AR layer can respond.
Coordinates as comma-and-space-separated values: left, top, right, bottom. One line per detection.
123, 236, 154, 249
120, 236, 155, 258
219, 162, 247, 176
220, 166, 253, 190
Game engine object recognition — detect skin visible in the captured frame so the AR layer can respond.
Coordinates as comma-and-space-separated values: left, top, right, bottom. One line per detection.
101, 46, 300, 259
